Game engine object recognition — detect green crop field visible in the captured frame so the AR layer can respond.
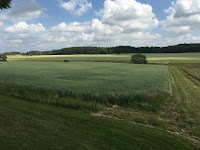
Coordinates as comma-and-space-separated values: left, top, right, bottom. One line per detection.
0, 61, 168, 111
1, 53, 200, 149
7, 52, 200, 63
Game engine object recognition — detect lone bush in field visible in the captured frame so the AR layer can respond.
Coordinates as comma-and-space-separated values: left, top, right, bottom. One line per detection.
64, 60, 70, 62
131, 54, 147, 64
0, 55, 7, 61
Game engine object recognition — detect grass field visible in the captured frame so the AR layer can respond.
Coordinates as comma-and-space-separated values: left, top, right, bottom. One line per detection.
0, 94, 198, 150
7, 52, 200, 63
0, 61, 168, 111
1, 53, 200, 149
175, 63, 200, 81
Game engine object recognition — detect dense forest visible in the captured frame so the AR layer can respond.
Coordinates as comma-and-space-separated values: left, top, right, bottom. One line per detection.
2, 44, 200, 55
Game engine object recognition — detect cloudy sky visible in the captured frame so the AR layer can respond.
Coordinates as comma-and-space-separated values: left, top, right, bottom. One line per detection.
1, 0, 200, 52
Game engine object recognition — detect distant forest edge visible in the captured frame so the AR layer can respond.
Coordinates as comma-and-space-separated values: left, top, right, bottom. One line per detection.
2, 43, 200, 55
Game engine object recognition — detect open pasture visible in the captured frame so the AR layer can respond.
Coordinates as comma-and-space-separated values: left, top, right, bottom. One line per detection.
7, 52, 200, 63
0, 61, 168, 111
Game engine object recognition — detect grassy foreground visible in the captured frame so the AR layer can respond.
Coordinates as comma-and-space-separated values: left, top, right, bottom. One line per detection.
0, 94, 199, 150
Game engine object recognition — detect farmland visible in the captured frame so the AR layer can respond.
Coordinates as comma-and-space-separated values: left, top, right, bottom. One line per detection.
7, 52, 200, 63
1, 53, 200, 149
0, 61, 168, 111
0, 94, 198, 150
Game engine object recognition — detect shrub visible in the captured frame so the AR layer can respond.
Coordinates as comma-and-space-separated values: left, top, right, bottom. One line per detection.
131, 54, 147, 64
64, 60, 70, 62
0, 55, 7, 61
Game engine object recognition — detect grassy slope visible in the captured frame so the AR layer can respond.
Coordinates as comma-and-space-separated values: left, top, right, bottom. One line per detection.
0, 95, 199, 150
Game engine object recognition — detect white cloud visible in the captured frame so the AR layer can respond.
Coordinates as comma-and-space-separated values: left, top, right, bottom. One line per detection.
91, 19, 123, 35
161, 0, 200, 45
0, 19, 161, 52
58, 0, 92, 16
0, 0, 43, 22
0, 0, 163, 52
1, 22, 47, 51
163, 0, 200, 33
100, 0, 159, 32
165, 0, 200, 18
49, 19, 123, 46
0, 22, 4, 28
51, 19, 123, 35
5, 22, 45, 33
51, 21, 90, 32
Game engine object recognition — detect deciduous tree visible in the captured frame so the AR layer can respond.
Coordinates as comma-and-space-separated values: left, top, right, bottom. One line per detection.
0, 55, 7, 61
131, 54, 147, 64
0, 0, 12, 10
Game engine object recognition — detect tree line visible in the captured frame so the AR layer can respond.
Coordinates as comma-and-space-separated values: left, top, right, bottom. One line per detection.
2, 43, 200, 56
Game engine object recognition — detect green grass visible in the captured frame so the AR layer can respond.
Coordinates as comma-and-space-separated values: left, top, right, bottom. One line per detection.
1, 53, 200, 148
0, 94, 198, 150
0, 61, 168, 111
176, 63, 200, 81
7, 53, 200, 63
167, 66, 200, 137
103, 65, 200, 145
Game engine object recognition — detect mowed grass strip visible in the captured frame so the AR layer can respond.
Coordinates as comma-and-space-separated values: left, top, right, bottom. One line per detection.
0, 95, 199, 150
176, 63, 200, 81
0, 62, 168, 111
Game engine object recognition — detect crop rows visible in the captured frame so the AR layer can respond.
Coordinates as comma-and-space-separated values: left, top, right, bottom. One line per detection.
176, 64, 200, 81
0, 62, 168, 111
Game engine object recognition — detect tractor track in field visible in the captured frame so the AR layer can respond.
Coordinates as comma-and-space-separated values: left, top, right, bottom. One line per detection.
92, 64, 200, 147
177, 66, 200, 87
91, 104, 200, 146
166, 65, 200, 146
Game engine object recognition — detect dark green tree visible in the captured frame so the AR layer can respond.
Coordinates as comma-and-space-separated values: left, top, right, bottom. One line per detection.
131, 54, 147, 64
0, 54, 7, 61
0, 0, 12, 10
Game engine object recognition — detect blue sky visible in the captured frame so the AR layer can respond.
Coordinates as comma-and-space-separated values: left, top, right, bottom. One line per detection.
10, 0, 171, 27
1, 0, 200, 52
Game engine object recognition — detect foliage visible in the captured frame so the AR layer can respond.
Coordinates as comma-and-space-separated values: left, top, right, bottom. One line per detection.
131, 53, 147, 64
18, 43, 200, 55
3, 51, 21, 55
0, 54, 7, 61
4, 44, 200, 56
64, 60, 70, 62
0, 0, 12, 10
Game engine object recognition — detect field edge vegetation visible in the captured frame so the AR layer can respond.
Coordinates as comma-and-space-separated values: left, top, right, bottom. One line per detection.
0, 94, 199, 150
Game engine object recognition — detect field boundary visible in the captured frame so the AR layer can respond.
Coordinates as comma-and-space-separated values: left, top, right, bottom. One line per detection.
91, 64, 200, 147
